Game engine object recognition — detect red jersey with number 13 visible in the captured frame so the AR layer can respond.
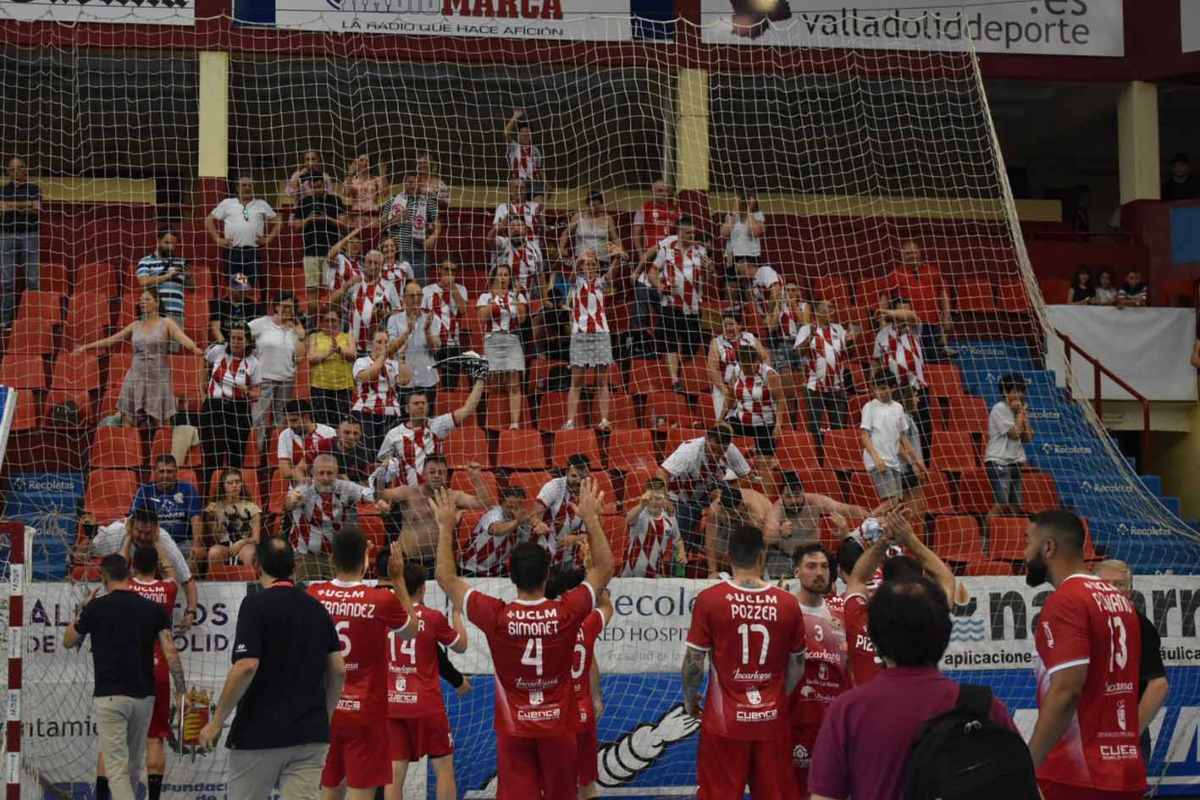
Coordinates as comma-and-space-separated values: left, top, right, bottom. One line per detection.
387, 603, 460, 719
685, 581, 805, 740
308, 580, 410, 725
1034, 573, 1145, 793
130, 577, 177, 681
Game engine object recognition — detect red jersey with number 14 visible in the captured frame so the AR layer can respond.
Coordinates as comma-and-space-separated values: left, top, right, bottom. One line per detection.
308, 580, 410, 726
842, 592, 881, 686
685, 581, 805, 741
387, 603, 460, 719
465, 584, 595, 738
572, 609, 605, 726
1034, 573, 1145, 793
130, 577, 177, 680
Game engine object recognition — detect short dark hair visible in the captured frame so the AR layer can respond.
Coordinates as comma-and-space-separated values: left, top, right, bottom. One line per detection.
501, 486, 527, 500
158, 227, 178, 241
837, 537, 864, 576
339, 417, 362, 429
407, 390, 430, 406
780, 471, 804, 494
728, 525, 764, 569
882, 554, 923, 583
872, 372, 898, 390
999, 373, 1028, 395
867, 577, 951, 667
131, 546, 159, 576
153, 454, 177, 468
645, 476, 667, 493
718, 483, 741, 511
403, 562, 427, 596
793, 542, 832, 570
1030, 509, 1085, 555
258, 537, 295, 580
130, 507, 159, 527
1171, 152, 1190, 165
706, 422, 734, 448
100, 554, 129, 583
544, 565, 586, 600
509, 542, 550, 592
331, 528, 368, 573
275, 291, 297, 307
567, 453, 592, 470
677, 214, 694, 228
890, 295, 910, 309
424, 455, 447, 470
285, 399, 312, 418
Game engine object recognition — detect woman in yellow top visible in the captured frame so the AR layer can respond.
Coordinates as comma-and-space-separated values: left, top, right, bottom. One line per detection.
307, 307, 356, 425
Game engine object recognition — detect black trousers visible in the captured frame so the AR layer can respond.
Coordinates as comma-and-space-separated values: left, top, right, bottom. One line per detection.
201, 397, 251, 491
310, 388, 351, 428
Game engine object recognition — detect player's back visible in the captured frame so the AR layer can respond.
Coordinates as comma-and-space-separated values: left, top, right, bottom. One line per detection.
130, 576, 178, 616
1035, 574, 1145, 793
571, 609, 605, 726
309, 580, 408, 724
387, 603, 459, 719
686, 580, 805, 740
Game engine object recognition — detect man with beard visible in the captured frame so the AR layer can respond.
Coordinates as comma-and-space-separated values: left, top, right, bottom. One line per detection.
704, 482, 780, 578
335, 248, 402, 354
765, 471, 869, 579
277, 399, 336, 487
1025, 511, 1146, 800
135, 229, 188, 327
535, 454, 593, 566
789, 543, 847, 800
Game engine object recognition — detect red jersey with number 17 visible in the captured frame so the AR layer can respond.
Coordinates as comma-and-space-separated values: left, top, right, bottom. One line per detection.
842, 592, 881, 686
465, 584, 595, 738
685, 581, 805, 741
308, 579, 410, 726
387, 603, 460, 719
572, 609, 606, 726
130, 577, 178, 680
1034, 573, 1146, 793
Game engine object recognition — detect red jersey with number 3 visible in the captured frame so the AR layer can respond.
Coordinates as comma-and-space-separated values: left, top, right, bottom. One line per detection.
465, 584, 595, 738
842, 592, 881, 686
386, 603, 460, 719
308, 580, 410, 726
1034, 574, 1146, 793
572, 609, 605, 726
685, 581, 805, 741
130, 577, 177, 681
790, 599, 848, 732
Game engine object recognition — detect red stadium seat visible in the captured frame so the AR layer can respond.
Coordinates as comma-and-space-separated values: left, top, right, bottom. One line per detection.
10, 394, 41, 431
91, 427, 142, 468
798, 468, 844, 502
811, 275, 851, 307
956, 467, 996, 514
39, 263, 70, 295
77, 262, 118, 299
820, 428, 864, 471
948, 395, 989, 435
643, 392, 695, 431
84, 469, 139, 522
607, 429, 657, 473
679, 356, 709, 397
169, 354, 206, 408
536, 392, 570, 432
996, 281, 1030, 312
552, 429, 601, 469
50, 351, 101, 394
921, 470, 955, 515
496, 429, 546, 470
932, 515, 984, 564
930, 431, 980, 471
506, 471, 551, 503
435, 390, 473, 423
846, 471, 879, 509
1038, 279, 1070, 306
988, 517, 1029, 561
207, 564, 258, 582
266, 469, 290, 514
150, 427, 201, 467
8, 316, 55, 354
444, 426, 491, 470
0, 353, 46, 390
455, 511, 486, 556
629, 359, 670, 396
955, 280, 995, 312
603, 391, 639, 430
776, 430, 819, 472
483, 391, 532, 431
1021, 469, 1061, 513
64, 293, 112, 352
924, 364, 965, 399
450, 469, 499, 503
16, 290, 64, 325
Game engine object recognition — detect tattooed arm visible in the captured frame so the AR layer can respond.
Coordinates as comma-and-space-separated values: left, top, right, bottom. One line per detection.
681, 646, 707, 718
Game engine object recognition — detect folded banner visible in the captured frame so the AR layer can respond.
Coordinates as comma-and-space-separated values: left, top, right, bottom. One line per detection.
0, 0, 194, 25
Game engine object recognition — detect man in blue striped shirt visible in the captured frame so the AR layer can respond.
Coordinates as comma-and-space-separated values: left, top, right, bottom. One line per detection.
135, 229, 187, 325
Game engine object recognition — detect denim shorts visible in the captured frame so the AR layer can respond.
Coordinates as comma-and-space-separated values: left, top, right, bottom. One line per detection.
869, 467, 904, 500
986, 461, 1023, 506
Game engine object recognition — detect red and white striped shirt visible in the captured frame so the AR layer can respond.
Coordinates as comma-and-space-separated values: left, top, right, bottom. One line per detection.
462, 505, 530, 577
289, 480, 374, 555
477, 291, 526, 334
795, 323, 848, 392
375, 413, 456, 484
713, 331, 759, 386
654, 235, 705, 315
493, 201, 541, 240
382, 260, 414, 287
421, 283, 464, 347
507, 142, 542, 182
347, 280, 402, 353
873, 324, 926, 390
352, 356, 403, 416
571, 275, 609, 335
775, 301, 807, 343
622, 510, 680, 578
325, 253, 361, 294
750, 265, 782, 316
277, 424, 336, 481
205, 344, 260, 401
729, 363, 778, 428
537, 477, 585, 566
496, 239, 543, 293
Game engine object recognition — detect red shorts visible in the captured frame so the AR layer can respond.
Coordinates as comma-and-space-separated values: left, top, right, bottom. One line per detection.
790, 725, 818, 796
576, 720, 599, 787
1039, 782, 1144, 800
495, 729, 578, 800
388, 714, 453, 761
321, 716, 392, 789
148, 671, 171, 740
697, 730, 797, 800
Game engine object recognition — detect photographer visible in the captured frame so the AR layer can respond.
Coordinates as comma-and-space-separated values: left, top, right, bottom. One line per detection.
135, 229, 188, 329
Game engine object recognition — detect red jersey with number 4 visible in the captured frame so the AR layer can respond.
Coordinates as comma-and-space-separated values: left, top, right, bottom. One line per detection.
130, 577, 177, 681
842, 592, 881, 686
1034, 574, 1146, 793
790, 599, 848, 732
466, 584, 595, 738
308, 580, 410, 726
685, 581, 805, 741
387, 603, 460, 719
572, 609, 605, 726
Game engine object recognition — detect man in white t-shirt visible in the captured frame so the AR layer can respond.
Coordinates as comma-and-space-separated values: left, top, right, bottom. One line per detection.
985, 373, 1034, 516
656, 422, 751, 556
205, 176, 281, 288
248, 294, 306, 452
859, 375, 924, 506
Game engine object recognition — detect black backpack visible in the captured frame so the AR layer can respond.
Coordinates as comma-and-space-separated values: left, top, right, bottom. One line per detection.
903, 684, 1040, 800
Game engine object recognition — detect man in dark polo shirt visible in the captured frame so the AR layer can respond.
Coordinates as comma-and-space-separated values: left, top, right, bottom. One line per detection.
198, 537, 344, 800
64, 555, 185, 800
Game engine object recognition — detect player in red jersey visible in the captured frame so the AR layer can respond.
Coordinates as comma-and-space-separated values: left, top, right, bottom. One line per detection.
384, 561, 468, 800
309, 530, 417, 800
433, 478, 615, 800
1024, 510, 1146, 800
545, 563, 614, 799
788, 543, 847, 799
682, 523, 807, 800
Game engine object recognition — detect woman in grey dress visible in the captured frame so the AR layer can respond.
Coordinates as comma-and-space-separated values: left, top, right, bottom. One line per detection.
75, 287, 203, 427
476, 264, 527, 429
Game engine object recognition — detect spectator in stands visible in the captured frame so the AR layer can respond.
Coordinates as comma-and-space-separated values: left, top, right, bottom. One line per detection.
504, 108, 544, 201
201, 321, 260, 489
720, 189, 767, 288
563, 249, 616, 432
497, 217, 548, 298
705, 482, 780, 577
352, 329, 413, 455
808, 574, 1017, 800
561, 190, 622, 273
423, 259, 468, 390
657, 422, 752, 556
1093, 559, 1170, 767
735, 256, 781, 322
381, 174, 441, 285
0, 156, 40, 330
199, 468, 260, 570
884, 238, 952, 361
765, 471, 867, 579
1068, 267, 1094, 305
649, 215, 710, 392
208, 273, 263, 345
630, 251, 663, 360
249, 293, 307, 451
324, 226, 364, 297
130, 455, 203, 557
873, 296, 931, 460
531, 453, 592, 565
135, 228, 187, 327
532, 286, 571, 363
331, 417, 372, 483
305, 307, 355, 426
341, 153, 387, 229
1092, 268, 1118, 305
380, 237, 413, 287
206, 177, 280, 289
633, 179, 679, 253
376, 372, 486, 486
284, 150, 334, 199
413, 151, 451, 206
708, 306, 768, 420
461, 486, 537, 577
477, 264, 528, 429
767, 282, 808, 375
985, 373, 1033, 517
277, 399, 336, 487
291, 175, 348, 299
491, 178, 540, 261
724, 345, 783, 481
1162, 153, 1200, 201
389, 280, 439, 413
1117, 270, 1149, 307
75, 288, 203, 428
794, 299, 852, 448
860, 374, 924, 506
335, 249, 401, 354
623, 477, 684, 578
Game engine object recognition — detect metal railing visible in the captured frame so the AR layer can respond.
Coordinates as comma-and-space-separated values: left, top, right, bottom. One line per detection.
1057, 331, 1152, 466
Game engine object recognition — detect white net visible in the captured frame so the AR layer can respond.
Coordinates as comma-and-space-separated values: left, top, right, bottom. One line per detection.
1, 10, 1198, 799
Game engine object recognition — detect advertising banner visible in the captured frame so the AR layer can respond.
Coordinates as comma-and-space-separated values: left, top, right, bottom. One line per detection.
700, 0, 1124, 56
0, 0, 194, 26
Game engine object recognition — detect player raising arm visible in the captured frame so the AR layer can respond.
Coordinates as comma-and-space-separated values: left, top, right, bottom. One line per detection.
433, 477, 614, 800
682, 524, 806, 800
